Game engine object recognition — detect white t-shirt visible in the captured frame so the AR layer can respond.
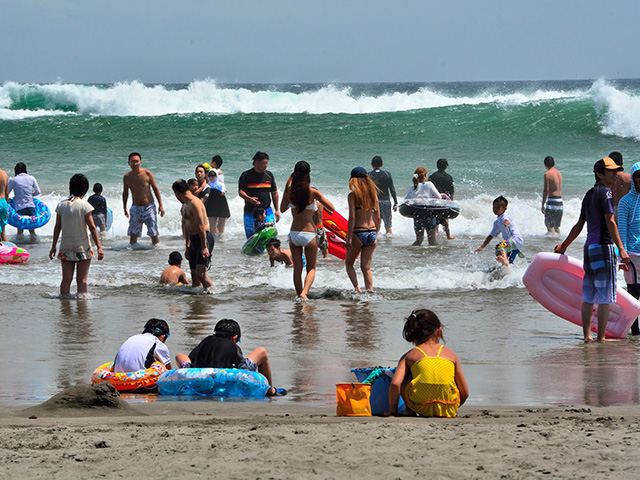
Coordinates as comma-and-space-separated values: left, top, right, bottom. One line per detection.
55, 197, 93, 253
490, 213, 523, 250
404, 182, 441, 201
113, 333, 171, 373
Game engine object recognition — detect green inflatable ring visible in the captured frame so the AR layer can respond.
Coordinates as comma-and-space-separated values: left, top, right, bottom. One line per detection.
242, 227, 278, 255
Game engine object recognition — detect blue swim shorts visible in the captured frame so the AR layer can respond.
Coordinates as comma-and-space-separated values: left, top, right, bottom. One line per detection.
582, 243, 617, 304
128, 203, 159, 237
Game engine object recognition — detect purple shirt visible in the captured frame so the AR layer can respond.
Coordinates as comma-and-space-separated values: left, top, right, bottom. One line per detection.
580, 183, 614, 246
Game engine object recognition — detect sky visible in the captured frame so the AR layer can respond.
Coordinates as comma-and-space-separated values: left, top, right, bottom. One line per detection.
2, 0, 640, 84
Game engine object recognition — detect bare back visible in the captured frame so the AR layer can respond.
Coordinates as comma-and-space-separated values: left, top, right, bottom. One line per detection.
183, 196, 210, 236
160, 266, 188, 285
123, 168, 156, 206
284, 188, 334, 232
543, 167, 562, 198
348, 192, 378, 230
0, 168, 8, 199
612, 172, 631, 206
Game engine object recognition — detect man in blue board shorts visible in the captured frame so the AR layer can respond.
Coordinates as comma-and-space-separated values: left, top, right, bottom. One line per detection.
238, 151, 280, 238
555, 157, 629, 342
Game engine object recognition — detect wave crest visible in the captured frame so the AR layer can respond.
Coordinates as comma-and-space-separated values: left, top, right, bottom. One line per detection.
1, 79, 585, 119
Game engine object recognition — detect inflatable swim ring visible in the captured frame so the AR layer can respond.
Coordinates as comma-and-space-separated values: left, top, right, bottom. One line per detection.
157, 367, 270, 397
523, 252, 640, 338
241, 226, 277, 255
106, 207, 114, 232
91, 361, 167, 392
398, 198, 460, 222
7, 198, 51, 230
0, 241, 29, 264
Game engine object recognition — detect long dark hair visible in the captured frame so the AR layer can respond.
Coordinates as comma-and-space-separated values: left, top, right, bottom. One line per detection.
288, 161, 311, 212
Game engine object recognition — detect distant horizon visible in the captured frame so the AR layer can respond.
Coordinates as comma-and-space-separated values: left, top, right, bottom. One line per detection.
2, 77, 638, 87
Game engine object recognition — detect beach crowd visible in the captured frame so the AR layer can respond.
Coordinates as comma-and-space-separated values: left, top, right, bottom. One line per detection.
0, 149, 637, 417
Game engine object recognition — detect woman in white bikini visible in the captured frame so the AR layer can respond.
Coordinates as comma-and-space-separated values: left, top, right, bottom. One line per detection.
281, 161, 334, 300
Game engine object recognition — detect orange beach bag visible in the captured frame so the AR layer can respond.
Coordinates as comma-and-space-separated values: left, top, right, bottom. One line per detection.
336, 383, 372, 416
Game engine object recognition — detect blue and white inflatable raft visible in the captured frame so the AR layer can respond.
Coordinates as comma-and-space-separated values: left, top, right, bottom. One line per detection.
157, 368, 271, 397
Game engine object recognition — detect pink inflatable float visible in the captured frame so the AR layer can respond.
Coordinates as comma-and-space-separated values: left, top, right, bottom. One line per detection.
0, 242, 29, 264
523, 252, 640, 338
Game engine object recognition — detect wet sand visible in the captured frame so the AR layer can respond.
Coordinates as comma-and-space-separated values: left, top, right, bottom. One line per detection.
1, 385, 639, 479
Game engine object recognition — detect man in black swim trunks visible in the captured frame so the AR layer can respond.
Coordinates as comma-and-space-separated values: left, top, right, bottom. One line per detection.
172, 179, 214, 292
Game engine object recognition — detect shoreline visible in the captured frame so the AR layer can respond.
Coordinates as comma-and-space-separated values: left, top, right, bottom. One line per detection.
1, 399, 638, 478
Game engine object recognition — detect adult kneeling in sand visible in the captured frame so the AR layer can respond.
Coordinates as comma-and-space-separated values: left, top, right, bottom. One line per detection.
175, 319, 285, 396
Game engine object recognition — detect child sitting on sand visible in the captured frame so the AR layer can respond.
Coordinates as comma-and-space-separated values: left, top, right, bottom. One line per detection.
160, 251, 189, 285
253, 207, 274, 233
386, 309, 468, 418
474, 195, 524, 266
265, 238, 293, 267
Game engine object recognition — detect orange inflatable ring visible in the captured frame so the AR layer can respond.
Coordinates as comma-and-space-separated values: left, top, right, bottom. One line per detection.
91, 361, 167, 392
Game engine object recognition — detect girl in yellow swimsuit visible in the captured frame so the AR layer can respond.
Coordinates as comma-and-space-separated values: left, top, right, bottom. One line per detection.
386, 309, 469, 417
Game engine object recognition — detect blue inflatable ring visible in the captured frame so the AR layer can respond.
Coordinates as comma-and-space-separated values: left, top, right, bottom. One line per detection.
7, 198, 51, 230
157, 368, 270, 397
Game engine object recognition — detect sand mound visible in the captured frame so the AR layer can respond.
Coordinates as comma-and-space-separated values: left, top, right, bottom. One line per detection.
23, 383, 140, 418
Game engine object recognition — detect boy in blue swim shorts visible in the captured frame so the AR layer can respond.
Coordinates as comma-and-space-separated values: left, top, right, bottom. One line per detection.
475, 196, 524, 266
555, 157, 629, 342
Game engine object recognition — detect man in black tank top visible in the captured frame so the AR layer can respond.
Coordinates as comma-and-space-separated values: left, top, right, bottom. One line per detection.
174, 319, 286, 396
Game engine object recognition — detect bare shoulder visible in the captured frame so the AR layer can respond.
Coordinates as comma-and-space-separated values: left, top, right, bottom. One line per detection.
441, 345, 459, 363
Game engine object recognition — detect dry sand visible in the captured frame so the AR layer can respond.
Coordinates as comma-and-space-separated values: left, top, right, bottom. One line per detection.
1, 385, 639, 479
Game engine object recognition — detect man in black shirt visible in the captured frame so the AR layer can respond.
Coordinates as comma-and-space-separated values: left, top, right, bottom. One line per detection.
368, 156, 398, 234
238, 151, 280, 238
428, 158, 456, 240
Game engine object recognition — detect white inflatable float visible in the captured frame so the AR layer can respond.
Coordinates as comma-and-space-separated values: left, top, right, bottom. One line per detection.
523, 252, 640, 338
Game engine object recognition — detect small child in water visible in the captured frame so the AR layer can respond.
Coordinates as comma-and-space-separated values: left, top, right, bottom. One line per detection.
160, 251, 189, 285
253, 207, 274, 233
87, 183, 108, 240
386, 309, 469, 418
474, 195, 524, 266
265, 238, 293, 267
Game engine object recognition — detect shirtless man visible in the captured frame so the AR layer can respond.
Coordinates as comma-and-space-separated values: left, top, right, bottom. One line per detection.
541, 156, 563, 235
0, 167, 8, 241
122, 152, 165, 245
610, 151, 630, 213
172, 179, 214, 291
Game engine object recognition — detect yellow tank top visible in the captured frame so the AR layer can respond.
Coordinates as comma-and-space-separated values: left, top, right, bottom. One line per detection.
405, 345, 460, 418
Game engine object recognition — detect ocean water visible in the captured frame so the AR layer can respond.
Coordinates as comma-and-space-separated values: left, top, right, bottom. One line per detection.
2, 79, 640, 407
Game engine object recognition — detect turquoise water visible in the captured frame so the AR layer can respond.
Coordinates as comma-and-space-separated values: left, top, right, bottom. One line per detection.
2, 79, 640, 407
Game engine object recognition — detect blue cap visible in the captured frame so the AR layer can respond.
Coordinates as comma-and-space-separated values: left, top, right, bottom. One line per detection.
351, 166, 368, 178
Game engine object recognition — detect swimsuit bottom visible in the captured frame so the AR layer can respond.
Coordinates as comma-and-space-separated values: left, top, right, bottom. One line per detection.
289, 231, 316, 247
354, 230, 377, 247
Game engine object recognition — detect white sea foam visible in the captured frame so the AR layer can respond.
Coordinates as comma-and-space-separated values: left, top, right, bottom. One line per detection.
592, 79, 640, 140
0, 190, 585, 291
0, 80, 586, 119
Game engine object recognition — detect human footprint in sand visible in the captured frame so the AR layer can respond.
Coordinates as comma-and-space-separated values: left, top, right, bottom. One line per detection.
175, 319, 286, 396
475, 196, 524, 267
385, 309, 468, 418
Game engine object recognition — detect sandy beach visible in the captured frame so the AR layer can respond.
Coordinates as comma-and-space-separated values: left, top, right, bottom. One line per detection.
1, 385, 638, 479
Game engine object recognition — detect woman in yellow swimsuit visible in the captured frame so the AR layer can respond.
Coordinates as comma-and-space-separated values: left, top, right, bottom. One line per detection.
386, 309, 469, 417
